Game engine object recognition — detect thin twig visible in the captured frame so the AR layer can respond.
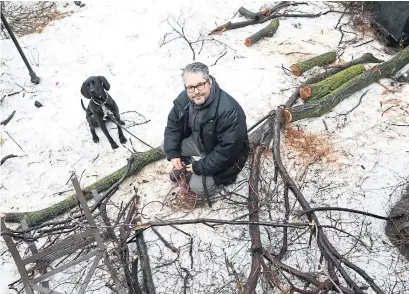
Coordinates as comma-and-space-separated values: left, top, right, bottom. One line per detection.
151, 227, 178, 253
4, 131, 25, 152
212, 50, 227, 66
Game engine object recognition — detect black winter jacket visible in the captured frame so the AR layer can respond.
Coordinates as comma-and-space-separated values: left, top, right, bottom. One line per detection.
163, 77, 249, 185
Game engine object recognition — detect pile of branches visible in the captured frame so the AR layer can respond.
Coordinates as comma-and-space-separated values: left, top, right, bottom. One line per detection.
1, 1, 63, 37
1, 156, 155, 294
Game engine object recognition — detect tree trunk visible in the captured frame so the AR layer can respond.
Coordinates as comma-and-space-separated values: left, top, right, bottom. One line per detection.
284, 46, 409, 122
244, 19, 279, 47
2, 148, 166, 226
290, 52, 337, 76
300, 64, 366, 101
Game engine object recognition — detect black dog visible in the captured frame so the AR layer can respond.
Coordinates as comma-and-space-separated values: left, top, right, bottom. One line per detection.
80, 76, 127, 149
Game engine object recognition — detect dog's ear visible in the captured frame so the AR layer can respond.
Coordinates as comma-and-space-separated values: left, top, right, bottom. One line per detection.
97, 76, 110, 91
80, 81, 91, 99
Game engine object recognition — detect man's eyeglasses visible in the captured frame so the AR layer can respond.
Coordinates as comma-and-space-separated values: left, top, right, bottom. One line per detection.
185, 80, 208, 93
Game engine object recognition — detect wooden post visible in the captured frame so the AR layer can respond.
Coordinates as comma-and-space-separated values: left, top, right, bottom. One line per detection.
21, 219, 50, 291
71, 177, 127, 294
1, 218, 34, 294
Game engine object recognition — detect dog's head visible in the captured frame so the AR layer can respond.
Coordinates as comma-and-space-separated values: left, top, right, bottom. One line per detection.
80, 76, 110, 101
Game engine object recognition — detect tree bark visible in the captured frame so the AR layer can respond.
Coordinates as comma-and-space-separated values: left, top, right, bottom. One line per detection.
284, 46, 409, 122
327, 53, 383, 69
243, 145, 263, 294
208, 2, 308, 35
2, 148, 165, 225
290, 52, 337, 76
300, 64, 366, 101
244, 19, 279, 47
238, 6, 273, 20
284, 53, 383, 108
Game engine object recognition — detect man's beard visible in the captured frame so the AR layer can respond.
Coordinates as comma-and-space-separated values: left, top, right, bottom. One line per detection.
191, 94, 206, 105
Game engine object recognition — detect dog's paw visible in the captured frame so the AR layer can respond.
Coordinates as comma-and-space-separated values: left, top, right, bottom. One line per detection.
111, 142, 119, 149
93, 136, 100, 143
120, 120, 125, 125
120, 136, 127, 144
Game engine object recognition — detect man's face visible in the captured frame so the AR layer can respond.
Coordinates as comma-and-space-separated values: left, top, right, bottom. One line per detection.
183, 72, 212, 105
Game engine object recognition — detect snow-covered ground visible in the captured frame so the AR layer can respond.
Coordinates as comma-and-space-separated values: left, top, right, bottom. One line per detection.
1, 1, 408, 293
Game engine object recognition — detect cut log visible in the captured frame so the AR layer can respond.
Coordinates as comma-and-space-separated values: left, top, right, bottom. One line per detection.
285, 46, 409, 122
244, 19, 279, 47
209, 20, 251, 35
300, 64, 366, 101
2, 148, 166, 226
238, 6, 273, 20
290, 52, 337, 76
284, 53, 383, 108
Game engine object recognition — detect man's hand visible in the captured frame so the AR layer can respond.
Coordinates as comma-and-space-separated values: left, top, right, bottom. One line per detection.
171, 158, 183, 170
186, 164, 193, 172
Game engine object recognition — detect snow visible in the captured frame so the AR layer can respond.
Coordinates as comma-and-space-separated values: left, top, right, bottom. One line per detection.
1, 1, 408, 293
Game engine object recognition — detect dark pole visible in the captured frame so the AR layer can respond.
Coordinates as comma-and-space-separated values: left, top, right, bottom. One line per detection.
1, 11, 40, 84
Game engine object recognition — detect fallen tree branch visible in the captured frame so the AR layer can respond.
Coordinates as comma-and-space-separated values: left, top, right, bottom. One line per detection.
135, 215, 156, 294
300, 64, 366, 102
151, 227, 178, 253
284, 52, 383, 108
273, 107, 384, 294
209, 3, 327, 35
297, 206, 403, 220
244, 19, 279, 47
263, 251, 354, 294
243, 145, 263, 294
290, 52, 337, 76
2, 147, 165, 225
285, 46, 409, 122
238, 6, 274, 21
1, 154, 18, 166
259, 10, 336, 24
133, 219, 310, 231
1, 110, 16, 125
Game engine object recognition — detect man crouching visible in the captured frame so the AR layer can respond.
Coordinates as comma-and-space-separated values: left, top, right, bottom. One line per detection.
162, 62, 250, 198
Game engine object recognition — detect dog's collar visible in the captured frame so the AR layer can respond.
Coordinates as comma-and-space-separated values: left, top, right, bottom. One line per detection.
91, 92, 112, 120
91, 91, 108, 106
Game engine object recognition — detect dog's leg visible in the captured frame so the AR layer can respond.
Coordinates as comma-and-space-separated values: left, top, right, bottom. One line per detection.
87, 116, 99, 143
114, 113, 127, 144
90, 126, 99, 143
97, 119, 119, 149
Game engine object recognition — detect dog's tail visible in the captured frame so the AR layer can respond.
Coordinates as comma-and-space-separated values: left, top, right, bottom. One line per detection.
81, 99, 87, 111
